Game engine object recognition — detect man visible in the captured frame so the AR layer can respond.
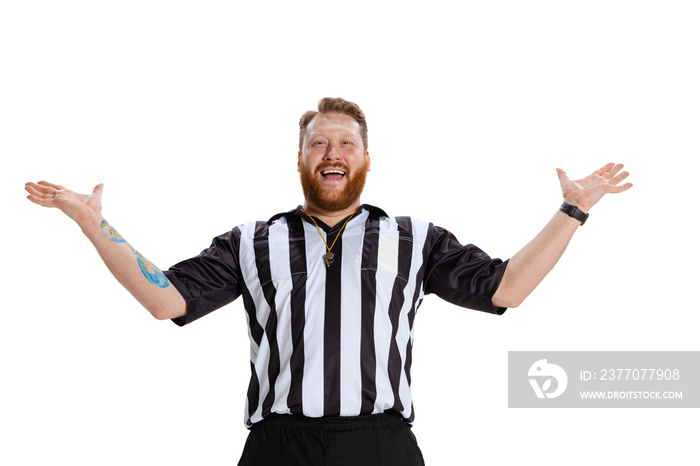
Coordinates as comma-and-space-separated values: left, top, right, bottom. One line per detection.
25, 97, 632, 465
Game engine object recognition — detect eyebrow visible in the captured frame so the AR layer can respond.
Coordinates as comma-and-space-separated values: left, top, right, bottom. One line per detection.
307, 132, 360, 142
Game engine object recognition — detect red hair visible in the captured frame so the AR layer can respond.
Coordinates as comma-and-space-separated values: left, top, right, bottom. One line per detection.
299, 97, 368, 151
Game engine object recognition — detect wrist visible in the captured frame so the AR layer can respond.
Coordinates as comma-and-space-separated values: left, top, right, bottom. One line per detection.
562, 196, 592, 214
559, 201, 589, 225
77, 208, 104, 234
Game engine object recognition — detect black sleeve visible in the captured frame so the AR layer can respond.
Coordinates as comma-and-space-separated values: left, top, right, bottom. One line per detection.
163, 228, 243, 326
423, 225, 509, 315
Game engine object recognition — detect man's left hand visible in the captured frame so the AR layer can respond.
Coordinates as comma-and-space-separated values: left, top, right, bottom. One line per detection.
556, 162, 633, 213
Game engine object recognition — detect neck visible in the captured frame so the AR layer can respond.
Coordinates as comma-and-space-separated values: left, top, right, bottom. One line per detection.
302, 201, 362, 228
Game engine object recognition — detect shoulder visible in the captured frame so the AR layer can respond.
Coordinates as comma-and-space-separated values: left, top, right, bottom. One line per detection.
366, 206, 436, 244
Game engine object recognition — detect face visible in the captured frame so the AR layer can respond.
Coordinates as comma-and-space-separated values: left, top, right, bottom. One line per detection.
298, 112, 370, 213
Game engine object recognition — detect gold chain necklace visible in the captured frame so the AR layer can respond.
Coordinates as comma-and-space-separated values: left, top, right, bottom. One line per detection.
302, 208, 357, 268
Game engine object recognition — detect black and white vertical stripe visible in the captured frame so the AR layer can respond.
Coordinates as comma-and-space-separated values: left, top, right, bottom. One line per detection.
235, 208, 429, 427
165, 205, 507, 428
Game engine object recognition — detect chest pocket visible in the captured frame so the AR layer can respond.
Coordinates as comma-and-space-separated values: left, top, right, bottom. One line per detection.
364, 228, 412, 283
377, 233, 400, 276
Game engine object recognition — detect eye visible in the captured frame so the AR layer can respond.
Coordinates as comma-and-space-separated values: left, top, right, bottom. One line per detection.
313, 140, 327, 146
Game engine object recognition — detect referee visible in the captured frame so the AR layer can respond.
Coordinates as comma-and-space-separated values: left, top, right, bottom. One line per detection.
25, 97, 632, 465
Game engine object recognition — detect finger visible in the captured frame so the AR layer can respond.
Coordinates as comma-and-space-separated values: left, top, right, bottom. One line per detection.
25, 183, 54, 199
607, 182, 633, 194
608, 163, 625, 176
610, 170, 630, 185
26, 181, 55, 195
594, 162, 615, 176
25, 190, 56, 207
25, 183, 41, 195
37, 180, 65, 191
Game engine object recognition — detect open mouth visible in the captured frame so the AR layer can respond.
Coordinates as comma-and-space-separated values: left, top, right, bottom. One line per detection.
321, 169, 346, 178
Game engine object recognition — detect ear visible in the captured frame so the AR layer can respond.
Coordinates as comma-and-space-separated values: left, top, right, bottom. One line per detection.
365, 151, 371, 171
297, 151, 302, 172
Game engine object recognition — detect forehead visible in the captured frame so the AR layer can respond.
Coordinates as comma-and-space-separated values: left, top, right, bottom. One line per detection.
305, 112, 362, 140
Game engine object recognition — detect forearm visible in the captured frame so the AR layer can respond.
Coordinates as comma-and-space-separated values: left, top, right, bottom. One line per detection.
79, 211, 186, 320
491, 163, 633, 309
492, 210, 581, 308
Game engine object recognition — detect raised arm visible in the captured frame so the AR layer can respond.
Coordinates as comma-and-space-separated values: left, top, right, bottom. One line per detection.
491, 163, 632, 309
25, 181, 186, 320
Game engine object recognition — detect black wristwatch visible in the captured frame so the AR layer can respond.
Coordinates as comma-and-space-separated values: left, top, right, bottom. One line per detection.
559, 202, 589, 225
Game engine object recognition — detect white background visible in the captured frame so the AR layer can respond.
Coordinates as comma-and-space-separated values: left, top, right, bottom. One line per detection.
2, 1, 698, 464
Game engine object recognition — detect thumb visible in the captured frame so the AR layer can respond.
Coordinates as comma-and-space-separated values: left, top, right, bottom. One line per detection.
90, 184, 105, 210
555, 168, 569, 184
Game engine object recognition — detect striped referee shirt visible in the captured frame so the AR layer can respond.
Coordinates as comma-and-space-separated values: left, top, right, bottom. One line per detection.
164, 205, 508, 427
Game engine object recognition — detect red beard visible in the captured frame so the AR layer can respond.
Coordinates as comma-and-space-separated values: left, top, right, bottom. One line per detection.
299, 160, 369, 212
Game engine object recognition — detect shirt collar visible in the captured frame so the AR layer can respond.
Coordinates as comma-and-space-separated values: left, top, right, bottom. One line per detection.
268, 204, 389, 225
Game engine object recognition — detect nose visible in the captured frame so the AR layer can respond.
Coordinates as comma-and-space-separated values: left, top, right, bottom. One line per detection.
324, 144, 341, 160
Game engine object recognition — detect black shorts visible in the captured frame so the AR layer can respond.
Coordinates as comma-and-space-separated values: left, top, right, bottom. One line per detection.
237, 412, 425, 466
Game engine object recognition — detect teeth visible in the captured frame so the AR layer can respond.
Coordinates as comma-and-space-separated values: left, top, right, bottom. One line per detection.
322, 170, 345, 176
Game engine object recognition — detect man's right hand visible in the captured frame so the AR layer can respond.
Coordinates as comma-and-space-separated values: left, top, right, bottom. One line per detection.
25, 181, 104, 228
24, 180, 187, 321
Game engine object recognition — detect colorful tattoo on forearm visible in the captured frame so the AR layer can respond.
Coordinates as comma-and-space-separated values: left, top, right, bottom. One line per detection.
100, 219, 170, 288
100, 219, 126, 243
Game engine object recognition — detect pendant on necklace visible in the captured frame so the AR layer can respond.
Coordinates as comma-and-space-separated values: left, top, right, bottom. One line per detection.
323, 251, 335, 268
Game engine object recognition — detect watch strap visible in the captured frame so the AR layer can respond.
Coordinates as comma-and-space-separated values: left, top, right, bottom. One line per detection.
560, 202, 589, 225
